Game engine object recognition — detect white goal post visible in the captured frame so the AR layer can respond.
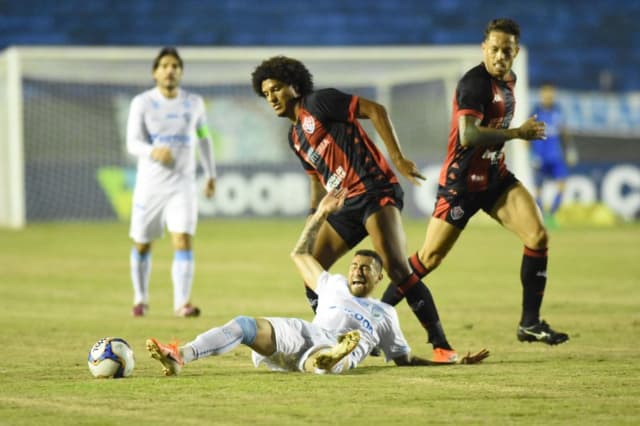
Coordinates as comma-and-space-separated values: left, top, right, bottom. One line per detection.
0, 46, 530, 228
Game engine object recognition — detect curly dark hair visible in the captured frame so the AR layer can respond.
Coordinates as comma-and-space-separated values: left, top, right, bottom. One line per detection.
251, 56, 314, 97
484, 18, 520, 43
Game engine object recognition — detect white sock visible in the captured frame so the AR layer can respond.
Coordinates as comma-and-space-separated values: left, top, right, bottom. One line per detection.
183, 317, 256, 361
184, 320, 243, 360
130, 248, 151, 305
172, 250, 194, 311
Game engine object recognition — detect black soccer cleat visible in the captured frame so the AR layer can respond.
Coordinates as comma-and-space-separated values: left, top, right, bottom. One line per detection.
517, 320, 569, 345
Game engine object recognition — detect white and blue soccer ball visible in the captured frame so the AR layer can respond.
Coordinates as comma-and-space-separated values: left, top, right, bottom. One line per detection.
88, 337, 135, 378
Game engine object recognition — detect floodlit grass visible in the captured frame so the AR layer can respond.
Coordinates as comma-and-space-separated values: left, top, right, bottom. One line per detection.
1, 218, 639, 425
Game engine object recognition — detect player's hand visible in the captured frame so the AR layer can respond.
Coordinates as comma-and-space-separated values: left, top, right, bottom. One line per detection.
458, 348, 490, 364
150, 146, 174, 166
395, 157, 426, 186
317, 188, 347, 215
517, 115, 546, 141
204, 178, 216, 198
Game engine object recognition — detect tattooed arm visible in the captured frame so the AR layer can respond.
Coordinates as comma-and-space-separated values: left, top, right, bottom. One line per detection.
290, 188, 347, 290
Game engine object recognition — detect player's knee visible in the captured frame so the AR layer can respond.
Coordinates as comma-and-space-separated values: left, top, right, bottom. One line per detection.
233, 316, 257, 345
171, 233, 191, 250
134, 242, 151, 254
385, 258, 413, 283
418, 250, 445, 271
525, 227, 548, 249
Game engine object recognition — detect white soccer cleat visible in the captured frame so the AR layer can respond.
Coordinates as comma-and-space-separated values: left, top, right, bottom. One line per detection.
313, 330, 361, 371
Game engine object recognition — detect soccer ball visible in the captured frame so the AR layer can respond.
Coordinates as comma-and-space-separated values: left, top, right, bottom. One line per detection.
87, 337, 135, 378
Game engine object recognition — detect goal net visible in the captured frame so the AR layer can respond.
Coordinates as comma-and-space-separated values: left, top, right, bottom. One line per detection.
0, 46, 529, 228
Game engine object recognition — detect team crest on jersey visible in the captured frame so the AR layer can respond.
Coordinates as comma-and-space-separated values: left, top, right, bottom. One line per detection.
492, 93, 503, 103
450, 206, 465, 221
302, 116, 315, 134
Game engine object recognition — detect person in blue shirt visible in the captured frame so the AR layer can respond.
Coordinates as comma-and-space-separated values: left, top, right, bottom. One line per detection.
529, 83, 577, 225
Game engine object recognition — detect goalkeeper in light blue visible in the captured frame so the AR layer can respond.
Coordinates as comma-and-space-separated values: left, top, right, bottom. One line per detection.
127, 47, 216, 318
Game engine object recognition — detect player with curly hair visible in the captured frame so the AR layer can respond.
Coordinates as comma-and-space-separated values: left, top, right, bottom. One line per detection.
250, 56, 458, 362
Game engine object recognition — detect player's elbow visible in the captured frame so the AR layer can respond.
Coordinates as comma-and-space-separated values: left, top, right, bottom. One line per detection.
459, 125, 479, 147
369, 102, 388, 122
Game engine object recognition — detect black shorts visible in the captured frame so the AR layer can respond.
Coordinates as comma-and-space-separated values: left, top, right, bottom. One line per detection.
433, 172, 519, 230
328, 184, 404, 248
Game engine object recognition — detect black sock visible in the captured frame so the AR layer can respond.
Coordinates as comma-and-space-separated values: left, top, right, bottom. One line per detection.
381, 283, 404, 306
520, 247, 548, 326
399, 274, 452, 350
304, 285, 318, 314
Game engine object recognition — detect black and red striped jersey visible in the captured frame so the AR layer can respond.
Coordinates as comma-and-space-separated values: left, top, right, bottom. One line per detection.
438, 63, 517, 194
288, 88, 399, 198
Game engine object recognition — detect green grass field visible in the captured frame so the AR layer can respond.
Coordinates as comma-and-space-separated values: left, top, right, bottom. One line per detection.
1, 218, 639, 425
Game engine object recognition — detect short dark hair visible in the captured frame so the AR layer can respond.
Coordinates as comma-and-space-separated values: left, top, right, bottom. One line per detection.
153, 47, 183, 70
484, 18, 520, 43
251, 56, 314, 97
354, 249, 383, 271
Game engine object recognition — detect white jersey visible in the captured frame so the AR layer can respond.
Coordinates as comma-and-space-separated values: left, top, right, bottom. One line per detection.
313, 271, 410, 363
127, 87, 215, 193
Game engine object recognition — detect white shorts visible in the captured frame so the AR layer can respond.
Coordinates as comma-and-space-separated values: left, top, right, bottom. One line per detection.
129, 188, 197, 243
251, 318, 337, 372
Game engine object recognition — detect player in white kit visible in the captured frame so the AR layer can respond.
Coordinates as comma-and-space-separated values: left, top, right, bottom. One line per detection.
127, 47, 216, 318
146, 189, 489, 375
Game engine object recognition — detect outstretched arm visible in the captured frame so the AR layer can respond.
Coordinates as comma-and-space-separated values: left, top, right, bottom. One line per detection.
290, 188, 347, 291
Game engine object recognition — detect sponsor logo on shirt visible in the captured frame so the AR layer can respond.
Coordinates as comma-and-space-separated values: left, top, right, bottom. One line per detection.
307, 148, 321, 166
326, 166, 346, 190
481, 149, 504, 165
469, 174, 486, 183
150, 133, 190, 144
331, 305, 374, 334
492, 93, 503, 103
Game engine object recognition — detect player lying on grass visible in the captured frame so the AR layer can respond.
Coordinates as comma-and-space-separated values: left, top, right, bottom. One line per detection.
147, 189, 489, 375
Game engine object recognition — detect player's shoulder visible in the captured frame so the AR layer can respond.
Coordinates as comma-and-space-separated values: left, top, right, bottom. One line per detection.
305, 88, 348, 105
317, 271, 348, 291
179, 89, 204, 103
457, 64, 498, 99
132, 88, 156, 103
460, 63, 491, 84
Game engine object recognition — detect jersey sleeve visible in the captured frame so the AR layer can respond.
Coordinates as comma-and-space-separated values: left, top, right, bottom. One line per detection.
378, 305, 411, 362
315, 271, 351, 298
126, 95, 154, 158
455, 73, 491, 121
305, 88, 358, 123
